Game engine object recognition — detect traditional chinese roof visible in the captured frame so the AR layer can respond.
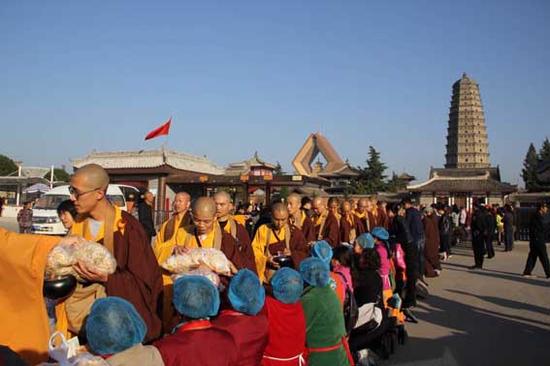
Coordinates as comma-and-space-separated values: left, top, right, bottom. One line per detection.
408, 167, 516, 194
318, 164, 360, 178
225, 152, 276, 176
72, 149, 225, 175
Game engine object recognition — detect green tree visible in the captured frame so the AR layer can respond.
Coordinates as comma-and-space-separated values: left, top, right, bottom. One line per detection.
352, 146, 388, 194
539, 137, 550, 163
44, 168, 70, 182
274, 161, 285, 176
522, 143, 539, 191
0, 154, 18, 176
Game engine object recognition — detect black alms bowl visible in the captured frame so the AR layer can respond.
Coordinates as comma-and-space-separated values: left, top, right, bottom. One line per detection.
43, 275, 77, 299
273, 255, 294, 268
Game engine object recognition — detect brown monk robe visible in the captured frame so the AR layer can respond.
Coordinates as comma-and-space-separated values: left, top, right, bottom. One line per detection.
287, 193, 316, 243
340, 200, 365, 244
423, 207, 442, 277
376, 200, 390, 229
59, 164, 163, 341
214, 191, 252, 250
366, 199, 378, 231
354, 198, 370, 233
252, 203, 310, 283
175, 197, 257, 274
153, 191, 192, 331
312, 196, 340, 247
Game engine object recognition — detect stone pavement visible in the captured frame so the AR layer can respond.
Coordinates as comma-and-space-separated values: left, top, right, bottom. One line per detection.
386, 242, 550, 366
0, 216, 19, 232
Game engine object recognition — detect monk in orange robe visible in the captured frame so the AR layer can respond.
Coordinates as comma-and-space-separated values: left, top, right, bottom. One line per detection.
0, 229, 81, 365
287, 193, 316, 244
312, 197, 340, 248
58, 164, 163, 341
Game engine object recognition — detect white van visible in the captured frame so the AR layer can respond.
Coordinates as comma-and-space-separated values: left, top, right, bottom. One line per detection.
32, 184, 127, 235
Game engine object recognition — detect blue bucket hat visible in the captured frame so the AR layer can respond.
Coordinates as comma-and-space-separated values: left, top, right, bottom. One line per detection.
299, 257, 330, 287
311, 240, 333, 264
228, 269, 265, 315
173, 275, 220, 319
86, 297, 147, 355
356, 232, 375, 249
371, 227, 389, 241
271, 267, 304, 304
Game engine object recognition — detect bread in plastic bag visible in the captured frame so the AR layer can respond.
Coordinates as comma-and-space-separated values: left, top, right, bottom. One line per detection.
73, 242, 117, 276
162, 248, 231, 275
45, 242, 117, 281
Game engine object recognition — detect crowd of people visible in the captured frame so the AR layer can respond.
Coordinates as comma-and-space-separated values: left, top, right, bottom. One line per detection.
1, 163, 549, 366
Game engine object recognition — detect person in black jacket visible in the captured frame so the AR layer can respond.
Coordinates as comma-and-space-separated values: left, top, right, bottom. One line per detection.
483, 206, 496, 259
469, 205, 487, 269
403, 198, 425, 281
438, 205, 452, 260
522, 202, 550, 278
138, 191, 156, 243
503, 204, 515, 252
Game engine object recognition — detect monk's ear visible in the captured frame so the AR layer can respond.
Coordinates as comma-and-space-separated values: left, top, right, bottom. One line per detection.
96, 189, 106, 201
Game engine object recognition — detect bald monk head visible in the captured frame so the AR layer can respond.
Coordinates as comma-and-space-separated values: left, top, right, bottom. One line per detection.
356, 198, 368, 214
341, 200, 352, 215
312, 197, 326, 216
328, 197, 340, 216
286, 193, 301, 216
173, 191, 191, 217
70, 164, 110, 217
213, 191, 233, 222
192, 197, 217, 235
271, 202, 289, 230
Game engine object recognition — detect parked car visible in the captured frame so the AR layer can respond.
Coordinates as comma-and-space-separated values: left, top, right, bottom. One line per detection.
32, 184, 127, 235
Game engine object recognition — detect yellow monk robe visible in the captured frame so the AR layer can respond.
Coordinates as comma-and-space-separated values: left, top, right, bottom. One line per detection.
55, 206, 125, 338
233, 214, 247, 226
153, 214, 186, 331
0, 228, 60, 365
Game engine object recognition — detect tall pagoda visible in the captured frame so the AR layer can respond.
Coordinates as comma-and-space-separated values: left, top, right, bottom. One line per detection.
408, 74, 516, 209
445, 73, 490, 169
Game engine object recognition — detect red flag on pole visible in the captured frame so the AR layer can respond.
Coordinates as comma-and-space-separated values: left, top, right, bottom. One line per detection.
144, 117, 171, 140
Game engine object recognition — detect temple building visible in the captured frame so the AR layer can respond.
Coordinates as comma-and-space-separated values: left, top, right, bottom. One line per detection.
408, 73, 516, 208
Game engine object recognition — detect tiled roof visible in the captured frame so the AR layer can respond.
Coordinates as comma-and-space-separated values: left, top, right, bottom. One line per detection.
408, 175, 516, 193
72, 149, 225, 175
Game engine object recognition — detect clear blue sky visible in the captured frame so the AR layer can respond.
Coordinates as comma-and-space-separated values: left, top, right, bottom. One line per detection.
1, 0, 549, 185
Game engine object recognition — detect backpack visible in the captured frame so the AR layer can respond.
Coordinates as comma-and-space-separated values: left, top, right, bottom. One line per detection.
335, 271, 358, 334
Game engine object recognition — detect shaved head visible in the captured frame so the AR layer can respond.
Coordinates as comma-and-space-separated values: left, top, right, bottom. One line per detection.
192, 197, 217, 235
72, 164, 109, 191
312, 196, 326, 216
176, 191, 191, 201
287, 193, 301, 216
272, 202, 289, 230
174, 191, 191, 215
213, 191, 233, 220
272, 202, 288, 215
192, 197, 217, 219
213, 191, 232, 203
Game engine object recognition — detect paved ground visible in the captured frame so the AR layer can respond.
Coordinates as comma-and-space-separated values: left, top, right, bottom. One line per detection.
1, 217, 548, 365
0, 217, 19, 232
386, 241, 550, 366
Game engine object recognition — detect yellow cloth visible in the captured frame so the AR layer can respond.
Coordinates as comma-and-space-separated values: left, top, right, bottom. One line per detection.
251, 224, 287, 283
233, 214, 247, 226
0, 228, 60, 365
153, 214, 184, 330
56, 206, 125, 337
176, 225, 218, 249
153, 214, 184, 265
